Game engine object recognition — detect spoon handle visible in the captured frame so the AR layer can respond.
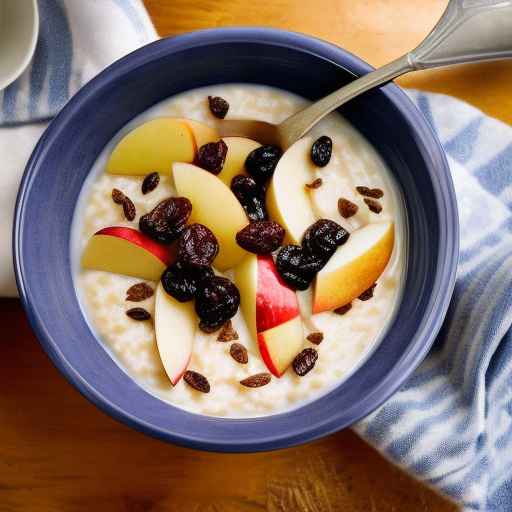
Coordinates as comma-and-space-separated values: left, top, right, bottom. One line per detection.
279, 0, 512, 148
411, 0, 512, 68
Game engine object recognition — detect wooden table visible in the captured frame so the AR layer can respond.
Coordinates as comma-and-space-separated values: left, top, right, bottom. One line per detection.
4, 1, 511, 510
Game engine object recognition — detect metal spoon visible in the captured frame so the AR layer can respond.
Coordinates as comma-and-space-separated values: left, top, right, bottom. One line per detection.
217, 0, 512, 149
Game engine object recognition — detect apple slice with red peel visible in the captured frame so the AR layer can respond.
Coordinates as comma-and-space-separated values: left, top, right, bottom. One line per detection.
256, 255, 300, 333
266, 136, 317, 244
313, 221, 394, 313
154, 283, 195, 385
258, 317, 303, 377
81, 226, 175, 281
217, 137, 261, 186
172, 162, 249, 270
106, 118, 195, 175
178, 118, 219, 150
235, 254, 304, 377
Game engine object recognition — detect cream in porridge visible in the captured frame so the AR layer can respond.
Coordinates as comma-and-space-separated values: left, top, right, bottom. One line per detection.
73, 84, 405, 418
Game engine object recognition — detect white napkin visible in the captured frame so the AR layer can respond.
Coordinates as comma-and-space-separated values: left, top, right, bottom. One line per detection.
0, 0, 157, 296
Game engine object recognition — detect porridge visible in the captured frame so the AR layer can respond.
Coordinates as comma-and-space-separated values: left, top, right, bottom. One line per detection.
72, 84, 405, 418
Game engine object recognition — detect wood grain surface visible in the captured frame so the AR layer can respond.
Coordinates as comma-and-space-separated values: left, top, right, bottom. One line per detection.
0, 298, 457, 510
146, 0, 512, 125
8, 0, 510, 509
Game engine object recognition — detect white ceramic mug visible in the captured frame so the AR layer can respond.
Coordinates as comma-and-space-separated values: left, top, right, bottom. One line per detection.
0, 0, 39, 90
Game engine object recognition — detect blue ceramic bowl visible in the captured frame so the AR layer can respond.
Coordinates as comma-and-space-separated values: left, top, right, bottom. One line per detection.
13, 28, 458, 452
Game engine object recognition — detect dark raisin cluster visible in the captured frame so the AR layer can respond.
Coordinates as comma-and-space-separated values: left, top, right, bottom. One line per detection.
158, 219, 240, 331
195, 276, 240, 333
244, 145, 282, 184
196, 139, 228, 174
302, 219, 349, 260
178, 223, 219, 268
139, 197, 192, 244
276, 245, 325, 290
161, 224, 219, 303
276, 219, 349, 290
236, 220, 285, 254
161, 262, 214, 302
231, 174, 268, 222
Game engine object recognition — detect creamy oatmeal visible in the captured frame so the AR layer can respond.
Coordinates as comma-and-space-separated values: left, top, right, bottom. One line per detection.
72, 84, 405, 418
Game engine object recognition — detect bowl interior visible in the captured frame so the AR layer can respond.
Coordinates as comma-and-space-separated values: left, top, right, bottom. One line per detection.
14, 29, 458, 451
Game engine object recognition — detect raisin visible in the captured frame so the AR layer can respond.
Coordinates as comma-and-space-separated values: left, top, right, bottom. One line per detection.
161, 262, 214, 302
112, 188, 125, 204
338, 198, 358, 218
334, 303, 352, 315
359, 283, 376, 301
230, 343, 248, 364
141, 172, 160, 194
217, 320, 239, 342
293, 348, 318, 376
240, 373, 271, 388
236, 221, 285, 254
245, 145, 282, 184
196, 140, 228, 175
307, 332, 324, 345
126, 307, 151, 321
311, 136, 332, 167
356, 186, 384, 199
126, 282, 154, 302
111, 188, 135, 221
184, 370, 210, 393
276, 245, 324, 290
302, 219, 349, 260
364, 198, 382, 214
178, 223, 219, 268
208, 96, 229, 119
122, 196, 136, 221
231, 174, 267, 222
305, 178, 322, 190
195, 276, 240, 333
139, 197, 192, 244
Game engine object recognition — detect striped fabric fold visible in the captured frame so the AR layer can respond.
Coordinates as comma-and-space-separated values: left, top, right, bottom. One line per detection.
356, 90, 512, 512
0, 0, 157, 294
0, 0, 157, 126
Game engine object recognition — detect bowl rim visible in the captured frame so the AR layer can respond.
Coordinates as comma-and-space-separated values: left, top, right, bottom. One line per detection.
13, 27, 459, 452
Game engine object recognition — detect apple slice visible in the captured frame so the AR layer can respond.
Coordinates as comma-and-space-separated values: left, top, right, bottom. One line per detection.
235, 254, 303, 376
313, 222, 394, 313
106, 118, 195, 175
234, 253, 258, 345
266, 136, 317, 244
258, 317, 303, 377
81, 227, 175, 281
217, 137, 261, 186
172, 162, 249, 270
154, 283, 195, 385
178, 118, 219, 150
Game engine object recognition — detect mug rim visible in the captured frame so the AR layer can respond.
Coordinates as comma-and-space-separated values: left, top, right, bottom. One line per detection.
13, 27, 459, 452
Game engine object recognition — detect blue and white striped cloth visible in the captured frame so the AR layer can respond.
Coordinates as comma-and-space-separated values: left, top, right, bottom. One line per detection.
0, 0, 156, 295
0, 0, 157, 125
2, 3, 512, 509
356, 90, 512, 511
